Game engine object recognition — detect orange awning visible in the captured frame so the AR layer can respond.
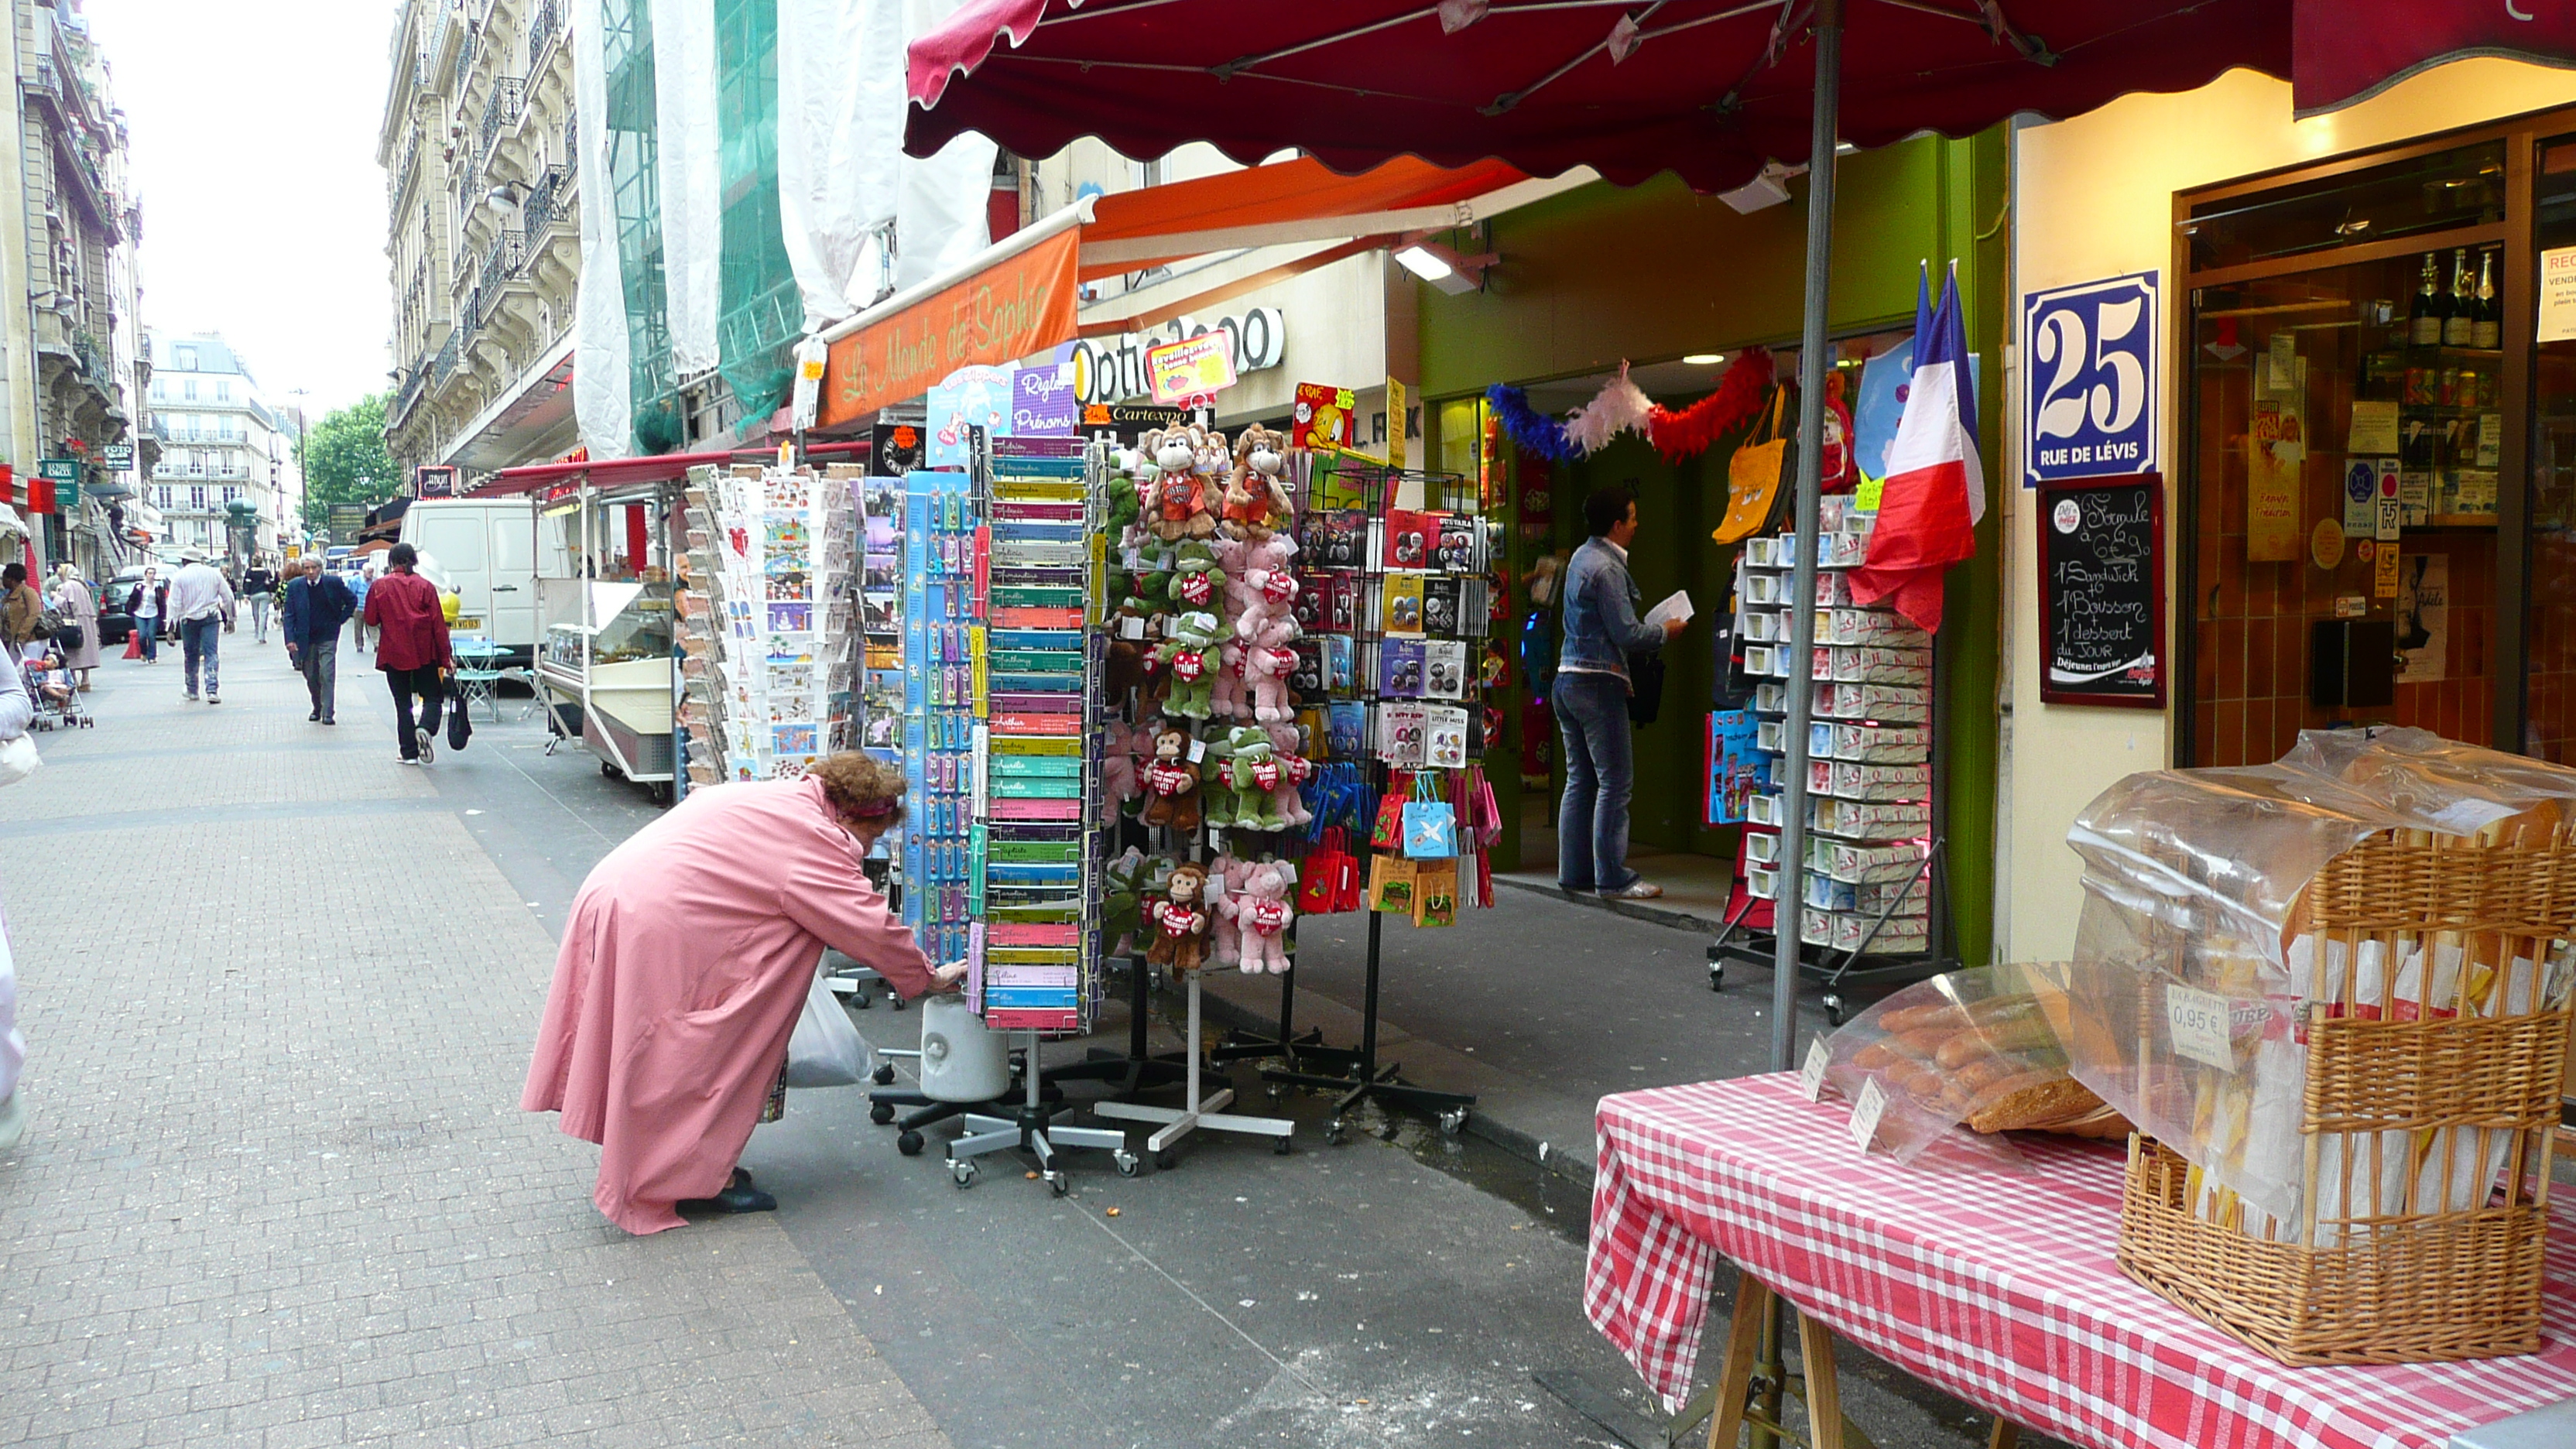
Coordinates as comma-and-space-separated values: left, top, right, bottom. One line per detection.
814, 154, 1583, 430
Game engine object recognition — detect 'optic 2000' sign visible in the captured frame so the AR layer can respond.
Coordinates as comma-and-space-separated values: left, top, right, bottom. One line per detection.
2020, 271, 2157, 486
1070, 307, 1286, 406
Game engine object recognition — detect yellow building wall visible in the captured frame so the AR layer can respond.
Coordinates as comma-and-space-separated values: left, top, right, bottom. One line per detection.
2003, 61, 2576, 962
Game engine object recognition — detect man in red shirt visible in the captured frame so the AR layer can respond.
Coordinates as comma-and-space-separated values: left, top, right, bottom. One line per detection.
362, 543, 453, 765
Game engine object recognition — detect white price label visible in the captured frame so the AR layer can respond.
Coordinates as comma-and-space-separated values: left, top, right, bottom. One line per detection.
2166, 983, 2238, 1070
1186, 736, 1206, 763
1799, 1036, 1834, 1102
1120, 615, 1146, 639
1848, 1077, 1889, 1153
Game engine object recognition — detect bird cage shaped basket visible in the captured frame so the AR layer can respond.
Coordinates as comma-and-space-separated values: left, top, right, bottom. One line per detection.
2060, 728, 2576, 1365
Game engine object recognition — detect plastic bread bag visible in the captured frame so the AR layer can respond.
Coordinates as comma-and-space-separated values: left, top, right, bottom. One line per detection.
2062, 727, 2576, 1236
1820, 964, 2127, 1168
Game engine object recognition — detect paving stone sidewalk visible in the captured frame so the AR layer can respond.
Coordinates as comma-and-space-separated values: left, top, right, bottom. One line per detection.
0, 642, 950, 1449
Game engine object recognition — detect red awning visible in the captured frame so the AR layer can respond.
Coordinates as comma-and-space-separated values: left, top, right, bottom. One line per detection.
808, 152, 1577, 428
907, 1, 2291, 194
2293, 0, 2576, 115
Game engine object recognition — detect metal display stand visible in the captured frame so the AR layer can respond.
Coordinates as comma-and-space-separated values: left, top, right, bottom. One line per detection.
1260, 908, 1472, 1142
1095, 973, 1293, 1163
943, 1031, 1134, 1192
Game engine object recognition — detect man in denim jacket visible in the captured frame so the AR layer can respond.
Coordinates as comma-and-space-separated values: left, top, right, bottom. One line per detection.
1554, 486, 1684, 899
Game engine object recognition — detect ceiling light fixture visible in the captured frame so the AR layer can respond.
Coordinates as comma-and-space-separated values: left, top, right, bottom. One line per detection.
1682, 353, 1725, 365
1392, 238, 1499, 296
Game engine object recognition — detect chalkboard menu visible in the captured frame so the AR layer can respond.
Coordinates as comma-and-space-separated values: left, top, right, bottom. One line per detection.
2037, 473, 2165, 707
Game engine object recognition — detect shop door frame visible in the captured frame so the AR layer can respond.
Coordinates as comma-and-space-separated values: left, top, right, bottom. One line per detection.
2171, 111, 2551, 764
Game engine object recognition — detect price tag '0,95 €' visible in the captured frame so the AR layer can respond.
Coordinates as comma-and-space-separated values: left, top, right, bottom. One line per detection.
1799, 1035, 1834, 1102
1848, 1077, 1889, 1153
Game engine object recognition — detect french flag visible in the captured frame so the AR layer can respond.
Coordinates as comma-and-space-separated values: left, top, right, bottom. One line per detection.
1849, 268, 1982, 633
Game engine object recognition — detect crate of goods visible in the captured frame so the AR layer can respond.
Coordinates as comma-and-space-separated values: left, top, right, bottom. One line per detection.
1814, 796, 1931, 838
1814, 644, 1932, 685
1810, 837, 1928, 884
1813, 721, 1930, 764
1820, 607, 1931, 648
1810, 759, 1932, 803
1801, 907, 1929, 954
2065, 729, 2576, 1366
1803, 872, 1930, 914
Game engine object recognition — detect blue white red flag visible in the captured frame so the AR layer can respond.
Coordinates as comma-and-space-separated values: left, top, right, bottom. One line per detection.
1848, 267, 1983, 632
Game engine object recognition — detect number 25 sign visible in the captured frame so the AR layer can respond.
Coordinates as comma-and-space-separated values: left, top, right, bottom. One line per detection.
2021, 272, 2159, 487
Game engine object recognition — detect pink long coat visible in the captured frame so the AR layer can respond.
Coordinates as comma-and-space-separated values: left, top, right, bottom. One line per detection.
522, 775, 934, 1233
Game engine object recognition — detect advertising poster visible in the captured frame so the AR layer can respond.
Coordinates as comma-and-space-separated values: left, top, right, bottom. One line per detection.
2396, 553, 2449, 683
1706, 710, 1767, 825
2246, 381, 2304, 563
927, 364, 1012, 470
1292, 382, 1355, 450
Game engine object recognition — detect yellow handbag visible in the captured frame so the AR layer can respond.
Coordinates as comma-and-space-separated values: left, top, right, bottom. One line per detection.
1711, 387, 1797, 546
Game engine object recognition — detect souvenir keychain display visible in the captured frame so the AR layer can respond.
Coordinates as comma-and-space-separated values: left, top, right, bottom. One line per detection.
1255, 455, 1494, 1143
1091, 423, 1303, 1160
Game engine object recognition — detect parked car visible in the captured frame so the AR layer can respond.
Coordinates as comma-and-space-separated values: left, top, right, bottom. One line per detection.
96, 566, 148, 644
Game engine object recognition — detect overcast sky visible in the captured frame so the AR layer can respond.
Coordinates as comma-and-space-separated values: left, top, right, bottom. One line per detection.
87, 0, 393, 419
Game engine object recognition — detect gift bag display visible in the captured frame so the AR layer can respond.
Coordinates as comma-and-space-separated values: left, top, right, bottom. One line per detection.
1367, 852, 1417, 914
1371, 774, 1410, 852
1401, 772, 1458, 859
1413, 858, 1459, 927
1712, 385, 1796, 545
1299, 828, 1359, 915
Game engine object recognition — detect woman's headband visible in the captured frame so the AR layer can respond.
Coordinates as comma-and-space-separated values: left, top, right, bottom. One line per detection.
841, 796, 901, 819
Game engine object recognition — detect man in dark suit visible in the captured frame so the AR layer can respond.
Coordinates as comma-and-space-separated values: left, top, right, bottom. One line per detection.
282, 556, 357, 724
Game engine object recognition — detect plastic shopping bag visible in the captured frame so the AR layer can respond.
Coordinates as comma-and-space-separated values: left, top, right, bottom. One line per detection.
0, 734, 39, 790
783, 970, 876, 1088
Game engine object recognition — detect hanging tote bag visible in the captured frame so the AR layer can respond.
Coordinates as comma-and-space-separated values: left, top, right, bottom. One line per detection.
783, 970, 877, 1088
445, 676, 474, 753
1400, 772, 1458, 860
1711, 386, 1797, 546
1625, 651, 1668, 725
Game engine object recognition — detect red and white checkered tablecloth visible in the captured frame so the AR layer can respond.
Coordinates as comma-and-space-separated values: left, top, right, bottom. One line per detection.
1586, 1073, 2576, 1448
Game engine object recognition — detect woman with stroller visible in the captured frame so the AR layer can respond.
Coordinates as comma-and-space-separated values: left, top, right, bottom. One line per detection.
47, 565, 98, 691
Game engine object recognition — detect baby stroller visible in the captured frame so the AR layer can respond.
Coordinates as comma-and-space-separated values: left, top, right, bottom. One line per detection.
22, 645, 91, 730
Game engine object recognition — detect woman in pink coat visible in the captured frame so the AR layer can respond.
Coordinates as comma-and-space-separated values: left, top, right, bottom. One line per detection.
522, 754, 959, 1234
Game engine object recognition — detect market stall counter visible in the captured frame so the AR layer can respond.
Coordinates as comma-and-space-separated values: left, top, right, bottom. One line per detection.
536, 577, 676, 794
1587, 1074, 2576, 1449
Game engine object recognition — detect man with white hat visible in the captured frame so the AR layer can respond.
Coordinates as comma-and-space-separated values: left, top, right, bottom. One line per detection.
166, 546, 235, 704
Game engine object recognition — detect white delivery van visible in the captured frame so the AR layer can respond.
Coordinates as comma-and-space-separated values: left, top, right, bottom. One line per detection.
398, 498, 568, 663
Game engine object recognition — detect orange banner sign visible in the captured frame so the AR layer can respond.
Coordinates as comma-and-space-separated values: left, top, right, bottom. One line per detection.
819, 228, 1081, 430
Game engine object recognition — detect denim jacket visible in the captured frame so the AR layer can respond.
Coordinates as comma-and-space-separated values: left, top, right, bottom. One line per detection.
1557, 537, 1664, 683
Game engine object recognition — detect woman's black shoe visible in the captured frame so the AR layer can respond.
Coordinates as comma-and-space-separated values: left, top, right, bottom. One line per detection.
678, 1182, 777, 1215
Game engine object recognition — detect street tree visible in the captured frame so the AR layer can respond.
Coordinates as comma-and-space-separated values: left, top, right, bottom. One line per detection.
297, 393, 396, 533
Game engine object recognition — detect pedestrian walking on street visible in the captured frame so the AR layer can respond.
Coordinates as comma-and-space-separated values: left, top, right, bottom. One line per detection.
166, 546, 236, 704
349, 558, 375, 653
126, 566, 165, 663
523, 754, 961, 1233
283, 557, 355, 724
47, 565, 98, 691
0, 648, 33, 1153
364, 543, 450, 765
1553, 485, 1686, 901
242, 559, 277, 643
1, 564, 44, 656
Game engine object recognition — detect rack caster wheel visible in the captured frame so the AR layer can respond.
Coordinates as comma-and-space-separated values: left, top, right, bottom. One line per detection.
1439, 1108, 1469, 1136
889, 994, 907, 1012
951, 1160, 976, 1189
600, 761, 616, 777
1324, 1119, 1348, 1146
896, 1129, 924, 1156
1046, 1170, 1069, 1197
871, 1063, 896, 1086
1266, 1083, 1286, 1102
1824, 995, 1847, 1027
1153, 1148, 1177, 1171
851, 988, 873, 1010
1708, 964, 1725, 992
869, 1101, 896, 1125
1272, 1136, 1293, 1156
1113, 1149, 1140, 1178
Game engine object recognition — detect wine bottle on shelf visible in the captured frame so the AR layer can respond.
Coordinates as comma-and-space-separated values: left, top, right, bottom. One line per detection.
2444, 248, 2475, 346
2473, 248, 2502, 349
2411, 252, 2445, 346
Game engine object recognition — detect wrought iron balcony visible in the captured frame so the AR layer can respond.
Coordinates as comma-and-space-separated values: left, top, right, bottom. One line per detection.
527, 0, 565, 74
433, 329, 460, 382
522, 166, 569, 240
478, 77, 523, 163
477, 229, 526, 316
450, 31, 471, 103
562, 111, 577, 173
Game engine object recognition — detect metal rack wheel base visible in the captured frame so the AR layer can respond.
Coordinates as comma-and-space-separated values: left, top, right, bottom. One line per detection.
943, 1033, 1134, 1194
1259, 912, 1473, 1143
1039, 954, 1190, 1094
1704, 839, 1956, 1026
1094, 972, 1294, 1166
1211, 930, 1363, 1081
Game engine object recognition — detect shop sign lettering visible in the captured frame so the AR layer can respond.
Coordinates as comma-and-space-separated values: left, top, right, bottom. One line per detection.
819, 228, 1082, 430
1072, 307, 1286, 406
2021, 271, 2159, 486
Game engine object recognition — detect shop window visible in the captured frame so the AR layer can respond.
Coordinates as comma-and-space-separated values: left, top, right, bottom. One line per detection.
2184, 141, 2505, 272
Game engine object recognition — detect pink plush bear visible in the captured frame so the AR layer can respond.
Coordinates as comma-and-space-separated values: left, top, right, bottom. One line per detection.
1205, 851, 1244, 968
1232, 535, 1297, 639
1244, 613, 1300, 724
1264, 723, 1314, 827
1234, 859, 1296, 975
1101, 718, 1140, 820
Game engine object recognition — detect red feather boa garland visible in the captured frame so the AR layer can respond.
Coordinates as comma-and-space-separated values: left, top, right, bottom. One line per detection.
1643, 348, 1774, 464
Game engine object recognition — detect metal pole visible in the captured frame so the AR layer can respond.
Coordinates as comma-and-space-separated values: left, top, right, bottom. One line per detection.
1772, 0, 1842, 1077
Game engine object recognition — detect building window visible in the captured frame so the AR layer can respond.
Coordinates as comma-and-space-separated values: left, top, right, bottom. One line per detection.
223, 486, 241, 504
215, 380, 230, 402
174, 347, 196, 371
190, 486, 207, 510
181, 379, 197, 401
149, 380, 164, 401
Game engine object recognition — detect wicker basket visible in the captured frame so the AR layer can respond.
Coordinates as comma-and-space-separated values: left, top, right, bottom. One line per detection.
2115, 832, 2576, 1365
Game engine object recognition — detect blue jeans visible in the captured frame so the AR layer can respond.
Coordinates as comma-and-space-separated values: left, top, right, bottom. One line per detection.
1553, 670, 1636, 892
135, 617, 157, 661
179, 615, 221, 697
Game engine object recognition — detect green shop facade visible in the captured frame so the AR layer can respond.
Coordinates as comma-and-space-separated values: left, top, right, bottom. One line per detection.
1416, 130, 2009, 965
